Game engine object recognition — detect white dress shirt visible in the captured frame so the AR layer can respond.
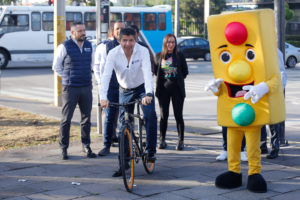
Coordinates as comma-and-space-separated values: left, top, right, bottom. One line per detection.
100, 43, 153, 100
52, 38, 94, 77
93, 42, 107, 85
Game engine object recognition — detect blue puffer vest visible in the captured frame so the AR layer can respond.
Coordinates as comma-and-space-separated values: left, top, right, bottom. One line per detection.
62, 39, 92, 87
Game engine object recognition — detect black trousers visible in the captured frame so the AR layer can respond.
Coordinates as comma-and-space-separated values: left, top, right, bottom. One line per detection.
59, 85, 93, 149
158, 88, 184, 141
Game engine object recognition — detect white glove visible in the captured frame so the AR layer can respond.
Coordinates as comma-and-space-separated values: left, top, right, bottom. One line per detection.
243, 82, 269, 104
204, 78, 224, 93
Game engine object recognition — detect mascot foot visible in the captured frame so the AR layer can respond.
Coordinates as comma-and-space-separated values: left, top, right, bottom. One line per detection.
247, 174, 267, 193
215, 171, 242, 189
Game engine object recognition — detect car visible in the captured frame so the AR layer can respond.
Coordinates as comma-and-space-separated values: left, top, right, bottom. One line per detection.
177, 37, 211, 61
285, 42, 300, 68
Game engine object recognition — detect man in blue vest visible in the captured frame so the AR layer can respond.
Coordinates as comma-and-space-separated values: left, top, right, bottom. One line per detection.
52, 22, 97, 160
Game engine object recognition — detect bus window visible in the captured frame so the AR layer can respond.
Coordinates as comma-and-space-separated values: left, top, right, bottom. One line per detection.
0, 14, 29, 34
143, 13, 156, 30
42, 12, 53, 31
66, 12, 82, 30
84, 12, 96, 31
158, 13, 166, 30
124, 13, 141, 29
110, 12, 122, 28
31, 12, 41, 31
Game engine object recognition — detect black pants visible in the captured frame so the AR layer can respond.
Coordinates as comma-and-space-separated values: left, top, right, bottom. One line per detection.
59, 85, 93, 149
158, 88, 184, 141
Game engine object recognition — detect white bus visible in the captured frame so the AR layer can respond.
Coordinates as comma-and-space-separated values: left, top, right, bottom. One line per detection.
0, 5, 172, 69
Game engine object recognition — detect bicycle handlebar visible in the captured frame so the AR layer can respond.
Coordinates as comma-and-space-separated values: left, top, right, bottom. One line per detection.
108, 100, 140, 107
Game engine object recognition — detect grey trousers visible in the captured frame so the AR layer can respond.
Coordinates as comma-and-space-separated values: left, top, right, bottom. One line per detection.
59, 85, 93, 149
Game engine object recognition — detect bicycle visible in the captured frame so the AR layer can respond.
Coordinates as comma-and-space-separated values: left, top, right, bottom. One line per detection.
109, 100, 155, 192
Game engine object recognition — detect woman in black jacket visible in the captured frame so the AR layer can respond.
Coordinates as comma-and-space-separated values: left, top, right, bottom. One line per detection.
154, 33, 189, 150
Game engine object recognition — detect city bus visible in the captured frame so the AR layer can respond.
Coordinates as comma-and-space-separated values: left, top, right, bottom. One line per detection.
0, 5, 172, 69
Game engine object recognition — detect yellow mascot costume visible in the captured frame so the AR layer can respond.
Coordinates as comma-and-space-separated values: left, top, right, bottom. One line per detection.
205, 9, 285, 193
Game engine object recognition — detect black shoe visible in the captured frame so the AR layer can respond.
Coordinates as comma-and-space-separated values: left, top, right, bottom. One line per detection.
158, 140, 167, 149
176, 140, 184, 151
112, 169, 122, 177
260, 143, 268, 154
98, 147, 110, 156
215, 171, 242, 189
112, 135, 118, 143
82, 146, 97, 158
112, 163, 130, 177
61, 149, 68, 160
266, 149, 279, 159
147, 154, 156, 163
247, 173, 267, 193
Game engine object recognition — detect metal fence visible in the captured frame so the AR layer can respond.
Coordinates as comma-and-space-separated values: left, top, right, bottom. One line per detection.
180, 20, 204, 36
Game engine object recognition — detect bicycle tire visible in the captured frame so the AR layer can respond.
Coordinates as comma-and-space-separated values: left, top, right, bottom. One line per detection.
141, 126, 155, 174
120, 127, 135, 192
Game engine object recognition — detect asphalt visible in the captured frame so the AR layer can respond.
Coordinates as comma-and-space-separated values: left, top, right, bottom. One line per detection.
1, 94, 300, 200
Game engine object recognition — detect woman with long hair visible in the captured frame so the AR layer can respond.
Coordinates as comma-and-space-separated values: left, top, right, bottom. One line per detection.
154, 33, 189, 150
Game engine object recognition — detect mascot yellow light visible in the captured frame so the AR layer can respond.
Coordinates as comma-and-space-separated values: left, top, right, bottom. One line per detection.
206, 9, 285, 193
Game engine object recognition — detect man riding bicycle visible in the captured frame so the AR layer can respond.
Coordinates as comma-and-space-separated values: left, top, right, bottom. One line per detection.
100, 27, 157, 177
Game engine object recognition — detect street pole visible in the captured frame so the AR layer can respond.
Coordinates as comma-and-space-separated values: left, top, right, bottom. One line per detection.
96, 0, 110, 135
204, 0, 210, 39
274, 0, 285, 59
274, 0, 288, 146
53, 0, 65, 107
174, 0, 180, 37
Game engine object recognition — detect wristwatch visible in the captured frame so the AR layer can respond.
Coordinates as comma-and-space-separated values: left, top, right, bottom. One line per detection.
146, 93, 153, 97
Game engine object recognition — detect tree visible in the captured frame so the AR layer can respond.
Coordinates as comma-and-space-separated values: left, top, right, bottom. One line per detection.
285, 2, 294, 21
0, 0, 17, 5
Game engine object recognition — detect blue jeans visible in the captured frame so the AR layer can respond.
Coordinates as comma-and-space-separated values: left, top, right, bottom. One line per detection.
261, 123, 281, 150
119, 84, 157, 155
103, 86, 119, 148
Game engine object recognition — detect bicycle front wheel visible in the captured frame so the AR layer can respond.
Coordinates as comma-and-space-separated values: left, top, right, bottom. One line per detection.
120, 127, 135, 192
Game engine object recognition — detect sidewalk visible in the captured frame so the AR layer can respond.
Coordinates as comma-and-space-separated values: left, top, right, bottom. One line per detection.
1, 95, 300, 200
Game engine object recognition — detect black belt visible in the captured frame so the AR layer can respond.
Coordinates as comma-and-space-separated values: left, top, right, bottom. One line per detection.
120, 83, 144, 91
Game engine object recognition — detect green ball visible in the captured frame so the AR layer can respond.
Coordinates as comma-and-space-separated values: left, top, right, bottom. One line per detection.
232, 103, 255, 126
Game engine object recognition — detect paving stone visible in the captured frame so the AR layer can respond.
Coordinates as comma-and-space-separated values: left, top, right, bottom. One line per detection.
270, 189, 300, 200
43, 187, 90, 200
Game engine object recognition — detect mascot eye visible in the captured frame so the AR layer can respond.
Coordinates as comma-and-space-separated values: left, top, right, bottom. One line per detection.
220, 51, 231, 63
246, 49, 256, 61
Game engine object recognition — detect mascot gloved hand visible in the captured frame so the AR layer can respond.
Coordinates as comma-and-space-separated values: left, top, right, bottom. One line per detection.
243, 82, 269, 104
205, 79, 224, 93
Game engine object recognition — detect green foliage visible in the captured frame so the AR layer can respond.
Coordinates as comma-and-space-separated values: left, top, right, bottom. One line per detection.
286, 35, 300, 47
210, 0, 226, 15
0, 0, 16, 5
285, 2, 294, 21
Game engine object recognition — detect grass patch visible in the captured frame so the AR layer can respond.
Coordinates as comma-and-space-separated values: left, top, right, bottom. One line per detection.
0, 106, 96, 151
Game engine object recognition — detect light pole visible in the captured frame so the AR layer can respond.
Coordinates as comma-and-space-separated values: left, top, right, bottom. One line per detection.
174, 0, 180, 37
53, 0, 66, 107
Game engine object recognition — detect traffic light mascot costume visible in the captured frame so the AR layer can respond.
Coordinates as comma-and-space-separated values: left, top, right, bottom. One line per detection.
205, 9, 285, 193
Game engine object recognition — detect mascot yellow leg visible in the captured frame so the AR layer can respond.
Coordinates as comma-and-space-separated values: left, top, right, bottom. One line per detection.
215, 126, 267, 193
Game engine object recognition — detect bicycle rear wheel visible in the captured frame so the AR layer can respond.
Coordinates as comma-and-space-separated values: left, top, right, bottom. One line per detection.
120, 127, 135, 192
